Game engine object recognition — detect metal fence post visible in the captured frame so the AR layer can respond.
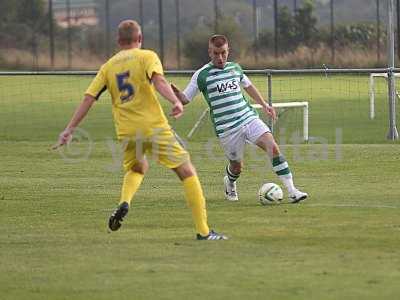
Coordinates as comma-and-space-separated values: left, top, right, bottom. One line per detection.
31, 0, 38, 70
49, 0, 55, 68
253, 0, 258, 63
214, 0, 219, 33
176, 0, 181, 69
66, 0, 72, 69
273, 0, 278, 58
387, 0, 399, 140
397, 0, 400, 61
139, 0, 144, 48
377, 0, 381, 63
330, 0, 335, 64
105, 0, 110, 58
267, 72, 273, 132
139, 0, 144, 26
158, 0, 164, 65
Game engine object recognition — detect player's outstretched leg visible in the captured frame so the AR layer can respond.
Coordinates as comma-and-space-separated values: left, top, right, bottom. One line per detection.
108, 161, 147, 231
271, 155, 308, 203
255, 132, 308, 203
173, 161, 228, 240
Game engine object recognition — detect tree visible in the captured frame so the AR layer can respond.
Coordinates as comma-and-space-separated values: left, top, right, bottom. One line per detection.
0, 0, 46, 27
183, 16, 248, 68
294, 0, 318, 48
277, 5, 297, 52
0, 0, 49, 48
257, 0, 319, 55
183, 25, 212, 68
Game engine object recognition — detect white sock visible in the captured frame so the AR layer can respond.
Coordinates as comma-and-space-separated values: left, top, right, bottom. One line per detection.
279, 174, 296, 194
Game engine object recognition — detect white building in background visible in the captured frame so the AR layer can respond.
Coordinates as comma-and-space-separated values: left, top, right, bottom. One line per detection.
52, 0, 98, 28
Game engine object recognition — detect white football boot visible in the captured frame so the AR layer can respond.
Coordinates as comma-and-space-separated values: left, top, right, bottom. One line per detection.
224, 175, 239, 201
288, 189, 308, 203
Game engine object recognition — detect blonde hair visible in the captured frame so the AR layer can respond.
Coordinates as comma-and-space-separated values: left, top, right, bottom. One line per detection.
118, 20, 141, 45
209, 34, 228, 48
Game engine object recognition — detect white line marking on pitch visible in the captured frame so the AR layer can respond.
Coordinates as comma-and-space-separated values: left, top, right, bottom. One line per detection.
306, 203, 400, 209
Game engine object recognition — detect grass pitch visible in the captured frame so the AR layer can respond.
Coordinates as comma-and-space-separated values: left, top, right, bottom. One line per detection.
0, 74, 400, 299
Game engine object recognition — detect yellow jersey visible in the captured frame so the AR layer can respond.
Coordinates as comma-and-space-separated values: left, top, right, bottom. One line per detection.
86, 48, 170, 139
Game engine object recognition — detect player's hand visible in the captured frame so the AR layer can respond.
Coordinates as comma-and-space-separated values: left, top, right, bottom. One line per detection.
262, 105, 277, 121
170, 101, 183, 119
52, 128, 74, 149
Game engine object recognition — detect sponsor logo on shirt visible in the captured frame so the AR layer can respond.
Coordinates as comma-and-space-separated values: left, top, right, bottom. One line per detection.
216, 78, 240, 94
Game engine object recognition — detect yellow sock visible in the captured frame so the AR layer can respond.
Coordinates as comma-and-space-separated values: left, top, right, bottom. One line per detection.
183, 175, 210, 236
120, 171, 144, 205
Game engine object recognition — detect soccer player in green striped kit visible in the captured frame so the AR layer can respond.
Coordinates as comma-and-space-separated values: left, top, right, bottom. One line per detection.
172, 34, 307, 203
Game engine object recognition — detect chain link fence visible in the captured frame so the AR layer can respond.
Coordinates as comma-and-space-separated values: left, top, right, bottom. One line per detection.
0, 0, 399, 70
0, 68, 398, 143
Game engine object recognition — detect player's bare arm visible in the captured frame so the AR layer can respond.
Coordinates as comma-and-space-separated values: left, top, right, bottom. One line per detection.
53, 94, 96, 149
152, 73, 184, 118
244, 84, 276, 120
171, 83, 190, 105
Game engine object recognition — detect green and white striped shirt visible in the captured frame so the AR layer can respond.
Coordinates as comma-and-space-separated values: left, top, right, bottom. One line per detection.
183, 62, 258, 137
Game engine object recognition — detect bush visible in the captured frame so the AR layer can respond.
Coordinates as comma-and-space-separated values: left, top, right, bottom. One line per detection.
0, 0, 49, 49
183, 16, 249, 68
182, 25, 212, 68
334, 23, 379, 48
255, 0, 318, 55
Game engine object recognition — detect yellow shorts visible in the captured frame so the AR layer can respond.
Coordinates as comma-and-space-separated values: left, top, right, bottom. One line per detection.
122, 129, 189, 171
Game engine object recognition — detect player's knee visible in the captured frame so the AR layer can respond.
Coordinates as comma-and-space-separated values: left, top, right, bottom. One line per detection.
230, 162, 243, 174
132, 160, 149, 174
180, 163, 196, 178
174, 161, 196, 180
264, 139, 280, 157
271, 142, 281, 156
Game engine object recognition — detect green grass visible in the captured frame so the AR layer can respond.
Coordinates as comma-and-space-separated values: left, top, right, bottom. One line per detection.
1, 74, 400, 299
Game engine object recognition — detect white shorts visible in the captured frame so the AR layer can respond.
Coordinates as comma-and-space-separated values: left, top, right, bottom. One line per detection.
219, 118, 271, 161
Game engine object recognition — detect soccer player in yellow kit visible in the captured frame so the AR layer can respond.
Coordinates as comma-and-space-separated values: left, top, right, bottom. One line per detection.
54, 20, 227, 240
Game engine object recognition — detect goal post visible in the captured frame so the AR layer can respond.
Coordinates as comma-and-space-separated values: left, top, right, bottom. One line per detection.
187, 101, 309, 142
369, 72, 400, 120
252, 102, 309, 142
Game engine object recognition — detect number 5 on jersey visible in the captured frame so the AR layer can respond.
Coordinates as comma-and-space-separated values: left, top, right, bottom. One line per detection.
116, 71, 135, 102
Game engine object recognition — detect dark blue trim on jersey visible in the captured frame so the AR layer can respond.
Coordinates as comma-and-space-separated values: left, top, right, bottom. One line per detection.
95, 85, 107, 100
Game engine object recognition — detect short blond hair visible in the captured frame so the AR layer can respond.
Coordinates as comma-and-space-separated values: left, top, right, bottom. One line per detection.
118, 20, 141, 45
209, 34, 228, 48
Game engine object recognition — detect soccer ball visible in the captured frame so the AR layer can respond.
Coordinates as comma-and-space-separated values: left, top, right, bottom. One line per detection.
258, 183, 283, 205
